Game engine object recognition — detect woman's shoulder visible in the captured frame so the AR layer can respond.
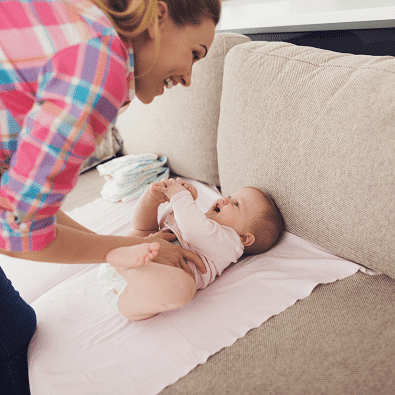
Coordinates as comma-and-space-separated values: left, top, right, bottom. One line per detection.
44, 0, 122, 46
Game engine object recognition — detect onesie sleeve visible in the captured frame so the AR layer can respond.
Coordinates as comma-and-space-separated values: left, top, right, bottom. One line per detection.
0, 36, 130, 251
170, 191, 244, 266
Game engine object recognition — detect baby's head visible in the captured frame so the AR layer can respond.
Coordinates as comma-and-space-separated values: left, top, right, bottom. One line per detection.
205, 187, 283, 255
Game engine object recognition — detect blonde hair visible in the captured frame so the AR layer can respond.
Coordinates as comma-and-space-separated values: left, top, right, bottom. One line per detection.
91, 0, 221, 41
91, 0, 158, 40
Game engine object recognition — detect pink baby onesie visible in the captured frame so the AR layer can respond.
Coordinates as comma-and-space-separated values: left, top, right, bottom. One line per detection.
162, 190, 244, 290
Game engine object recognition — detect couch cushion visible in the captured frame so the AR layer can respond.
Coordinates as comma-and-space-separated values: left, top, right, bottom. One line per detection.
116, 33, 250, 186
217, 41, 395, 278
160, 272, 395, 394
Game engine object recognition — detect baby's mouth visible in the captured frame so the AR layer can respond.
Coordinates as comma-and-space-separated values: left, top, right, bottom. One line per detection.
213, 204, 220, 213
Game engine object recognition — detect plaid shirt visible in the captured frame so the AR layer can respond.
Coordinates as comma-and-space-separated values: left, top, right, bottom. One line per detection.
0, 0, 135, 251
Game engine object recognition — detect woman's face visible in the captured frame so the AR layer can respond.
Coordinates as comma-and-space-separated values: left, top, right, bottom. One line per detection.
133, 3, 216, 104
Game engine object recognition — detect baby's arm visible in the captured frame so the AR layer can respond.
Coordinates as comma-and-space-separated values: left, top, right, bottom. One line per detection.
171, 193, 244, 264
154, 179, 220, 252
148, 178, 242, 264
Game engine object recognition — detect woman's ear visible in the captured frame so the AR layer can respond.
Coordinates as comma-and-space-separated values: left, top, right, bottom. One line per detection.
147, 1, 169, 40
240, 233, 255, 247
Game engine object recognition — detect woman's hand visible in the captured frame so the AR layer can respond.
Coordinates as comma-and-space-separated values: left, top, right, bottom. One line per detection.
145, 229, 206, 274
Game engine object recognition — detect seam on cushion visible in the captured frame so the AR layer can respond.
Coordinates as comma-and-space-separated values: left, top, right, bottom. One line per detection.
234, 46, 395, 76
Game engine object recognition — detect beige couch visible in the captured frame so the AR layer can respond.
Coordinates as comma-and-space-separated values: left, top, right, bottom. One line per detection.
64, 33, 395, 394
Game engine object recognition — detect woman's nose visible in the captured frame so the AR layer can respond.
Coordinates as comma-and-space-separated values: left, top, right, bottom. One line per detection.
181, 69, 192, 87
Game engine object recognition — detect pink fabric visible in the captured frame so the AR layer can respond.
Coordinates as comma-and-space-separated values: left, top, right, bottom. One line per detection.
162, 190, 244, 289
2, 179, 376, 395
0, 0, 134, 251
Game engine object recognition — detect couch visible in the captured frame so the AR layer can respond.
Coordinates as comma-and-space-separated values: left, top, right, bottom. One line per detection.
62, 32, 395, 394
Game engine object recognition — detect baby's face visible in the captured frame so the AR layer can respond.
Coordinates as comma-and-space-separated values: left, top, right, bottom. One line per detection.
205, 188, 272, 235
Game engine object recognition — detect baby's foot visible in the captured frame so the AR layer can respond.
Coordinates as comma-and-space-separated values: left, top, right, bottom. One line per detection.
106, 242, 160, 270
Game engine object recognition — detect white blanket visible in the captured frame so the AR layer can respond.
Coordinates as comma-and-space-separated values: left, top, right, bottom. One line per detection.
1, 179, 374, 395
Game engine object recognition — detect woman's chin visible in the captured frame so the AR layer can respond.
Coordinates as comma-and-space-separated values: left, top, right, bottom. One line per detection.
135, 92, 154, 104
135, 86, 163, 104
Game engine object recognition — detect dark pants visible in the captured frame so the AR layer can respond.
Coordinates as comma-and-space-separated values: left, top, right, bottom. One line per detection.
0, 266, 37, 395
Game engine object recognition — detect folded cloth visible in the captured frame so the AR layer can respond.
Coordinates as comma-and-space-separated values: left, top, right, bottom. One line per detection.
97, 154, 170, 202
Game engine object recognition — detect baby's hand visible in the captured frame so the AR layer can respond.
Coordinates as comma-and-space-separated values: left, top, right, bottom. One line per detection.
163, 178, 187, 199
175, 178, 198, 201
151, 178, 185, 200
152, 178, 198, 201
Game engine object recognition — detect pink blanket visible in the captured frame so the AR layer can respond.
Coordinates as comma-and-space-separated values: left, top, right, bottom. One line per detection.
2, 179, 375, 395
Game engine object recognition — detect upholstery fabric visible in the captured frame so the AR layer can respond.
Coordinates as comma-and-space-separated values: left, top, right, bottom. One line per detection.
160, 272, 395, 395
217, 41, 395, 278
116, 33, 250, 186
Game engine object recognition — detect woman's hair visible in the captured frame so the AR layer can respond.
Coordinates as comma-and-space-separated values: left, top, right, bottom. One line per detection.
91, 0, 221, 41
91, 0, 158, 40
163, 0, 221, 26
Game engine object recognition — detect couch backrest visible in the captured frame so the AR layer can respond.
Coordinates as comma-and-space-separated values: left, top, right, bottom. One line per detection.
116, 33, 250, 186
217, 41, 395, 278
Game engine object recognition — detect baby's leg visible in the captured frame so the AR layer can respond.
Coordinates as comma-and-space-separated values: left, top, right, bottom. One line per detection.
117, 262, 196, 321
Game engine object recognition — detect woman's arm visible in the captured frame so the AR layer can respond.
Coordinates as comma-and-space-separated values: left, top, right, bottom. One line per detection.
56, 210, 96, 234
1, 223, 207, 274
1, 187, 207, 272
1, 224, 145, 263
1, 209, 134, 263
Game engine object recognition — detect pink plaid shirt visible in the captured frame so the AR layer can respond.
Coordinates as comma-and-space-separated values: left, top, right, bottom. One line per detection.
0, 0, 135, 251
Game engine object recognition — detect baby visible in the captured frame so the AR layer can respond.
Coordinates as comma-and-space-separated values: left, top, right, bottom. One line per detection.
98, 178, 283, 320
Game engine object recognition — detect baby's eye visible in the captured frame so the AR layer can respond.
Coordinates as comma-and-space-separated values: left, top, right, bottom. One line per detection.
234, 202, 239, 208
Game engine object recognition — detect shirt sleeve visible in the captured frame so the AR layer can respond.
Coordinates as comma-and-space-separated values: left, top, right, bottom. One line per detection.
170, 191, 244, 266
0, 35, 129, 251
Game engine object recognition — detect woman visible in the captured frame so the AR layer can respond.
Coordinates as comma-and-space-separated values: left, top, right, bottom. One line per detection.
0, 0, 220, 393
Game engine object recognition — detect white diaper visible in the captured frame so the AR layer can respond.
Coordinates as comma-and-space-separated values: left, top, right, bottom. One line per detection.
98, 263, 128, 313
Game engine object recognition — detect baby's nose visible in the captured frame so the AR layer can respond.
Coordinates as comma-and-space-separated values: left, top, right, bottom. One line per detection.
222, 197, 229, 205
